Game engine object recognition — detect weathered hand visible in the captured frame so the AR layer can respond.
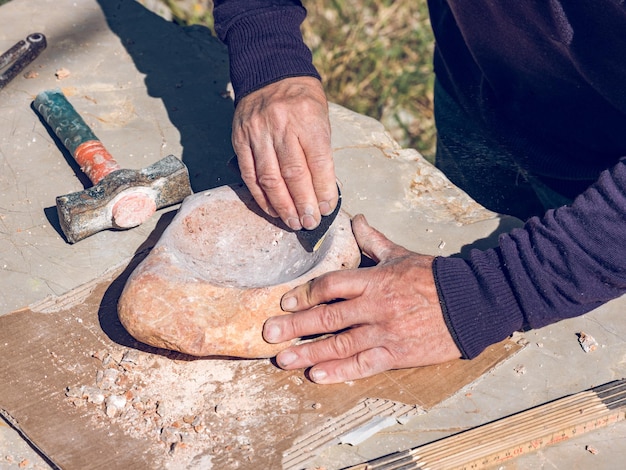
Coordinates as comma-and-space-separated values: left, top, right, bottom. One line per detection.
263, 214, 462, 383
232, 76, 337, 230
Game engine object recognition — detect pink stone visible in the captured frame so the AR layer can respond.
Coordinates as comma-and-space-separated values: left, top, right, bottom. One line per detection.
118, 184, 361, 358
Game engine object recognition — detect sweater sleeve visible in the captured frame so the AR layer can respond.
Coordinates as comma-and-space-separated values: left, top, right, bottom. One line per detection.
434, 157, 626, 359
213, 0, 321, 105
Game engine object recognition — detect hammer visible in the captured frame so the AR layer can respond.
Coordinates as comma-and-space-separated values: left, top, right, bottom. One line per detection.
34, 90, 192, 243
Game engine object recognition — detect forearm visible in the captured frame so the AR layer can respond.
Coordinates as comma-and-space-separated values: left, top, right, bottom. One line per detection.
213, 0, 321, 104
435, 157, 626, 358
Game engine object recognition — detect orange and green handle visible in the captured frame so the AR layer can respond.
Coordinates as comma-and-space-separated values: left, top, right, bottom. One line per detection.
34, 89, 121, 184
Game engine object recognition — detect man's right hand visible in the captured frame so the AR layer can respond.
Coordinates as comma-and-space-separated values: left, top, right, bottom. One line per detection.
231, 76, 338, 230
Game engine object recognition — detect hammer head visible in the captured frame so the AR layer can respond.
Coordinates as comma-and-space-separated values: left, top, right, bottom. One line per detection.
56, 155, 192, 243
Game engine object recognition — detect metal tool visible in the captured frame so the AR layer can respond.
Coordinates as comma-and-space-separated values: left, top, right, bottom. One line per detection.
298, 185, 342, 252
345, 378, 626, 470
34, 89, 193, 243
0, 33, 47, 89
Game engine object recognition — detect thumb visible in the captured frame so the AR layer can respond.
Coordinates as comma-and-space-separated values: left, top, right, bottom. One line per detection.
351, 214, 402, 263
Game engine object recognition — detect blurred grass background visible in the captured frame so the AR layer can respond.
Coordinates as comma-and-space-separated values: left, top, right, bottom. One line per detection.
145, 0, 436, 160
302, 1, 435, 160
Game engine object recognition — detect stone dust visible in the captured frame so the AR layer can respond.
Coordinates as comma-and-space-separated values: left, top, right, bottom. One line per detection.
65, 346, 299, 469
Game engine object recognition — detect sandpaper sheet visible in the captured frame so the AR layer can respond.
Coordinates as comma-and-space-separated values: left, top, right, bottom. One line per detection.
0, 253, 522, 469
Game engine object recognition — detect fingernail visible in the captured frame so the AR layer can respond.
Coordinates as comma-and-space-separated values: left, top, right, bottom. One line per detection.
281, 296, 297, 311
264, 322, 282, 343
267, 206, 278, 218
319, 201, 332, 215
302, 214, 317, 230
277, 350, 297, 368
287, 217, 302, 230
310, 369, 328, 383
302, 205, 317, 230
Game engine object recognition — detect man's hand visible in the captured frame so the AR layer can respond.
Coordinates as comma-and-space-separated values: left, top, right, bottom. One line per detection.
262, 214, 462, 383
232, 76, 337, 230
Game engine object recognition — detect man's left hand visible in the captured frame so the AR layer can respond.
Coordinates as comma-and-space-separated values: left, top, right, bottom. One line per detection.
262, 214, 462, 383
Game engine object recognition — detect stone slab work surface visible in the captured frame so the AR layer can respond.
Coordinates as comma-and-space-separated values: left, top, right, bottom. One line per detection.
1, 0, 625, 469
0, 0, 237, 316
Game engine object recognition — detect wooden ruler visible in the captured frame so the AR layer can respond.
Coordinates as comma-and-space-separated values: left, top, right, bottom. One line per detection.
346, 378, 626, 470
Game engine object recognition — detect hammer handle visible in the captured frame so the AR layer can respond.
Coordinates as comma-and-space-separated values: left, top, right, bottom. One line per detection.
34, 89, 121, 184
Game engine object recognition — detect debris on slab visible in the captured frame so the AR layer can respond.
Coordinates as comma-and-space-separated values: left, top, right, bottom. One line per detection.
2, 453, 48, 470
339, 415, 398, 446
63, 347, 298, 468
55, 67, 71, 80
577, 331, 598, 353
508, 331, 529, 349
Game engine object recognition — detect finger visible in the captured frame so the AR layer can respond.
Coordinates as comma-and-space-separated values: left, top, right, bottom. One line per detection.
231, 120, 281, 219
275, 132, 321, 230
274, 325, 379, 370
247, 136, 303, 230
309, 347, 395, 384
276, 78, 334, 225
265, 294, 367, 345
299, 115, 337, 216
280, 268, 368, 313
233, 146, 276, 216
351, 214, 406, 263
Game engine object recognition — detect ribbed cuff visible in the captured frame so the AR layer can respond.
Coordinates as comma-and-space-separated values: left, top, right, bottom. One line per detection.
221, 8, 321, 105
433, 251, 525, 359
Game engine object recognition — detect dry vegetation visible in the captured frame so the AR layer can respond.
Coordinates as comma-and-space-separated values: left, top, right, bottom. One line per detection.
149, 0, 437, 159
301, 1, 435, 159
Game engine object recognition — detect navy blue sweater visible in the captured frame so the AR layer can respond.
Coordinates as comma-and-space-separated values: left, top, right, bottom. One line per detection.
213, 0, 626, 359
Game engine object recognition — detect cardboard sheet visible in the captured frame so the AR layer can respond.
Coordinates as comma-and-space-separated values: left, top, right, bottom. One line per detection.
0, 254, 522, 469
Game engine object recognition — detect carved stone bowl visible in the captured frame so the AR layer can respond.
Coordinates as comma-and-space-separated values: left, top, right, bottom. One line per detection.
118, 184, 361, 358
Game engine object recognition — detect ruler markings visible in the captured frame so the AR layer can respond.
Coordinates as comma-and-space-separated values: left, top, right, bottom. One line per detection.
345, 379, 626, 470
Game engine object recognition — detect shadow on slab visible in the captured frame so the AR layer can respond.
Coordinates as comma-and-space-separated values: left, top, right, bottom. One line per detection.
97, 209, 255, 363
456, 214, 524, 258
95, 0, 240, 193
